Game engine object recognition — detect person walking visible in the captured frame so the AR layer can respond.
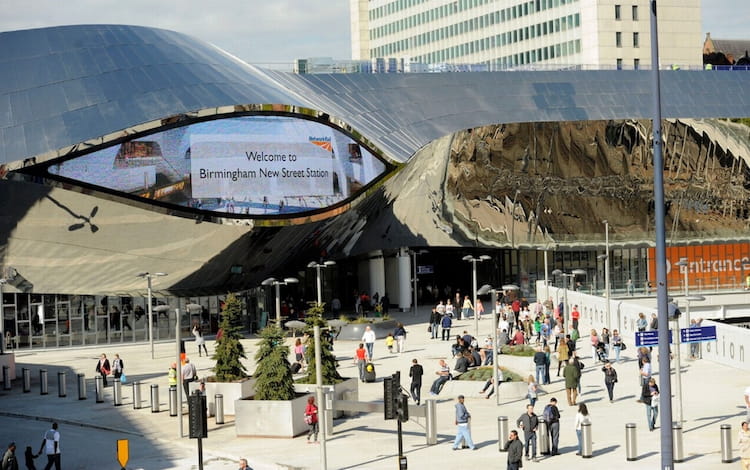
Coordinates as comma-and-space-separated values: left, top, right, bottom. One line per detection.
516, 404, 539, 462
506, 430, 524, 470
451, 395, 476, 450
95, 353, 110, 387
543, 398, 561, 455
354, 343, 368, 382
430, 308, 441, 340
361, 326, 376, 360
557, 337, 570, 376
611, 329, 623, 362
111, 353, 124, 381
181, 358, 197, 396
38, 422, 60, 470
574, 403, 591, 456
641, 377, 659, 431
23, 446, 37, 470
393, 322, 407, 354
441, 313, 452, 341
738, 421, 750, 470
602, 360, 618, 402
304, 396, 319, 443
640, 355, 652, 387
461, 295, 474, 320
563, 357, 581, 406
2, 442, 18, 470
526, 375, 538, 407
533, 346, 546, 385
192, 323, 208, 357
409, 359, 424, 405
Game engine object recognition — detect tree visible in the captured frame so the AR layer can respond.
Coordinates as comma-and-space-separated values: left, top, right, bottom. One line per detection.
253, 324, 295, 400
211, 293, 248, 382
299, 302, 343, 385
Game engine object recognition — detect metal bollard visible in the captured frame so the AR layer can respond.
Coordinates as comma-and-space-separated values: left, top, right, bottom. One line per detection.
215, 394, 224, 425
2, 366, 10, 390
40, 369, 48, 395
77, 374, 86, 400
95, 375, 103, 403
57, 371, 66, 397
425, 399, 437, 445
625, 423, 637, 461
168, 386, 177, 416
150, 384, 159, 413
581, 421, 593, 458
23, 368, 31, 393
498, 416, 509, 451
672, 423, 684, 463
132, 382, 142, 409
113, 380, 122, 406
720, 424, 732, 463
538, 417, 550, 455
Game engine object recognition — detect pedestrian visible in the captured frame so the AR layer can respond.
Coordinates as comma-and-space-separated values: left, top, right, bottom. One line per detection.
193, 323, 208, 357
304, 396, 319, 443
409, 359, 423, 405
238, 457, 253, 470
590, 329, 600, 362
600, 327, 610, 359
441, 313, 452, 341
506, 430, 524, 470
738, 421, 750, 470
571, 305, 580, 330
527, 375, 538, 407
557, 336, 569, 376
636, 312, 647, 332
38, 422, 60, 470
430, 307, 441, 339
429, 359, 451, 396
294, 338, 306, 367
95, 353, 110, 387
640, 355, 652, 387
602, 360, 618, 402
393, 322, 407, 353
23, 446, 37, 470
532, 346, 546, 385
361, 326, 376, 360
627, 278, 634, 296
451, 395, 475, 450
641, 377, 659, 431
112, 353, 124, 381
461, 295, 474, 320
543, 345, 551, 384
354, 343, 367, 382
543, 398, 561, 455
574, 403, 590, 455
479, 367, 503, 399
563, 357, 581, 406
516, 404, 539, 461
168, 362, 177, 390
182, 358, 197, 396
611, 329, 623, 362
2, 442, 18, 470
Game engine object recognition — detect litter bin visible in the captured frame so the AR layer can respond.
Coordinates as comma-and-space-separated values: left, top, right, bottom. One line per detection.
625, 423, 637, 461
538, 417, 550, 455
498, 416, 509, 451
672, 423, 684, 463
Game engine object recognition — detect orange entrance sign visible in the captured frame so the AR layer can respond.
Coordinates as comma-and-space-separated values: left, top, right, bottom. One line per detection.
647, 243, 750, 289
117, 439, 129, 469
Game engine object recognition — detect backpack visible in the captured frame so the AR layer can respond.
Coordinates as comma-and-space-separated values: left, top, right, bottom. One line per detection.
543, 404, 555, 423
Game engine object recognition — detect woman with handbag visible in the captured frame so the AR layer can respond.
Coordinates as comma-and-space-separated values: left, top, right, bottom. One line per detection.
641, 377, 660, 431
96, 353, 111, 387
112, 353, 124, 381
304, 396, 319, 443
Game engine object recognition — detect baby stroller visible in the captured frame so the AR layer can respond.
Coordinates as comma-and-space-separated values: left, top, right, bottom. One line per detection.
595, 342, 608, 362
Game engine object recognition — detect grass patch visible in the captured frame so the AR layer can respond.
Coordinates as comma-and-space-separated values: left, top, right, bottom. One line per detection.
500, 344, 536, 356
456, 366, 524, 382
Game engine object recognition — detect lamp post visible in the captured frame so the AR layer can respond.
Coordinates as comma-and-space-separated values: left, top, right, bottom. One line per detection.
262, 277, 299, 325
463, 255, 491, 337
137, 272, 168, 359
410, 250, 428, 316
308, 261, 336, 306
479, 283, 502, 406
0, 278, 6, 354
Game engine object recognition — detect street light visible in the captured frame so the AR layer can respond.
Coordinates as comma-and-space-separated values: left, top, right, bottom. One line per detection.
0, 278, 6, 355
262, 277, 299, 325
409, 250, 428, 316
307, 261, 336, 306
478, 283, 502, 406
599, 220, 611, 329
137, 272, 168, 359
463, 254, 491, 336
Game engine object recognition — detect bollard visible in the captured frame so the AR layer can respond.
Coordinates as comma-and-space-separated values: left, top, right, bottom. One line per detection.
113, 380, 122, 406
2, 366, 10, 390
95, 375, 103, 403
720, 424, 732, 463
581, 421, 593, 458
168, 386, 177, 416
538, 417, 550, 455
625, 423, 637, 461
40, 369, 48, 395
425, 399, 437, 445
132, 382, 142, 409
672, 423, 684, 463
215, 394, 224, 425
150, 384, 159, 413
23, 368, 31, 393
57, 371, 66, 397
77, 374, 86, 400
498, 416, 509, 451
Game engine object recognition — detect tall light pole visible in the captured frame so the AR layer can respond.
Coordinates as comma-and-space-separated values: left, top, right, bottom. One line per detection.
0, 278, 6, 355
410, 250, 428, 316
463, 255, 491, 336
137, 272, 168, 359
308, 261, 336, 306
262, 277, 299, 325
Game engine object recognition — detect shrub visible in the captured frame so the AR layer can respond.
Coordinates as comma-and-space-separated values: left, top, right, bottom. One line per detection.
298, 303, 343, 385
500, 344, 536, 356
253, 324, 295, 400
211, 293, 248, 382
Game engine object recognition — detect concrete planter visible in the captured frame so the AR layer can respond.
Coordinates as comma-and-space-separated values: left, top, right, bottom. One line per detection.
294, 377, 358, 418
199, 378, 255, 416
235, 392, 313, 438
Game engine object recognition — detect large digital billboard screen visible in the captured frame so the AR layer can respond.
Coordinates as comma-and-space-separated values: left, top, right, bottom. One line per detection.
48, 115, 387, 216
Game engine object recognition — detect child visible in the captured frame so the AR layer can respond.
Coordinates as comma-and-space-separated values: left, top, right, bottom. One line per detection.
385, 333, 395, 353
25, 445, 38, 470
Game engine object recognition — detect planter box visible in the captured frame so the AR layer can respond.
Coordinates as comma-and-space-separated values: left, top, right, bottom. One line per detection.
197, 378, 255, 416
235, 392, 313, 438
294, 377, 358, 418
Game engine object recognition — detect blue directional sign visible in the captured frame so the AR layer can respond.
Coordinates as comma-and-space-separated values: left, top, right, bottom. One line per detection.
635, 330, 674, 347
680, 326, 717, 344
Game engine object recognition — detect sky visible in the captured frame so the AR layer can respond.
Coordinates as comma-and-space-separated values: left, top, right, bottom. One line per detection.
0, 0, 748, 68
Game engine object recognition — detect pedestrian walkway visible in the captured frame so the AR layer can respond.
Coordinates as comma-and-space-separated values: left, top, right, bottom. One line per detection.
0, 307, 744, 469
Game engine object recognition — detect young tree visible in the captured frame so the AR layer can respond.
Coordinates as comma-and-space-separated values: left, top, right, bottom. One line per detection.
300, 303, 343, 385
212, 293, 248, 382
253, 324, 295, 400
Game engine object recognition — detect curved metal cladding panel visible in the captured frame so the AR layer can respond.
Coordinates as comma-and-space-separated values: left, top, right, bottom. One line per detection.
0, 25, 311, 165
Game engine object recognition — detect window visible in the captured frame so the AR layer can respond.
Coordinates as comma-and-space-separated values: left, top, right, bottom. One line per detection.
634, 58, 640, 69
616, 31, 622, 47
632, 5, 638, 20
617, 58, 623, 70
615, 4, 621, 20
633, 32, 639, 48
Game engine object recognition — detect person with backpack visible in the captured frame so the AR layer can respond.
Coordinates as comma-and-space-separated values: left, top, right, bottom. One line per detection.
441, 313, 452, 341
543, 398, 561, 455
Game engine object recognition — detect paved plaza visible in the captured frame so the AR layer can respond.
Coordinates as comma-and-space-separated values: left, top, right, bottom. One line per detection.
0, 307, 745, 470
